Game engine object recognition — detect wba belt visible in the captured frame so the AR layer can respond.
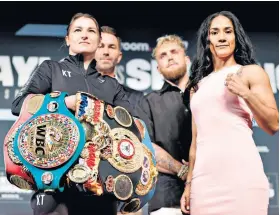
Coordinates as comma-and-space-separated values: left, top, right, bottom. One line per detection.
4, 91, 158, 214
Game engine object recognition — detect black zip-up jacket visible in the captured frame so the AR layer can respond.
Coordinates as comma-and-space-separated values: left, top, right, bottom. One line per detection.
12, 54, 136, 117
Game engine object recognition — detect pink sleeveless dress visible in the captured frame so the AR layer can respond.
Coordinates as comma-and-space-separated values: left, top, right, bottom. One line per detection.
190, 65, 269, 215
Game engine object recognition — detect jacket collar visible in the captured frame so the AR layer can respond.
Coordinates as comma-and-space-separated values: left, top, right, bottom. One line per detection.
65, 54, 97, 74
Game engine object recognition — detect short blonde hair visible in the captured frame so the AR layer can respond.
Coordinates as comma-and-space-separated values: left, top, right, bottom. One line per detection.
152, 34, 186, 58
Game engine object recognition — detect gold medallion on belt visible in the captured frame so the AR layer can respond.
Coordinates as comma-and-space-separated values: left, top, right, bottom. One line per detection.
17, 114, 80, 169
6, 128, 22, 165
113, 174, 133, 200
106, 105, 133, 127
9, 175, 33, 190
107, 128, 144, 173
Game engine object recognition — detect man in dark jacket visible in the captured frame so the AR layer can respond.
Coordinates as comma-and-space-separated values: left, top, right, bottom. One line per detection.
95, 26, 144, 108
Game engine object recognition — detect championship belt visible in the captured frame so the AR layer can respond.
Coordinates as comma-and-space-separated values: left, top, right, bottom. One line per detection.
4, 92, 86, 192
4, 91, 158, 214
116, 119, 158, 213
69, 92, 158, 214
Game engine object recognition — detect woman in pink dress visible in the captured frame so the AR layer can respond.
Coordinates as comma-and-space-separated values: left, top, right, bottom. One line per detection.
180, 11, 278, 215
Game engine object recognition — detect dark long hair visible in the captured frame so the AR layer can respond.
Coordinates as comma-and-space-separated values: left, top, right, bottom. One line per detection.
187, 11, 257, 91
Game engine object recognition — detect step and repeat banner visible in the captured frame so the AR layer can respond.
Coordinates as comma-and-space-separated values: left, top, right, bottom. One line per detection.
0, 30, 278, 215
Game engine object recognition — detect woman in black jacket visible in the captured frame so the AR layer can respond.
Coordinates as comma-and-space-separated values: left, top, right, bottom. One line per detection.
12, 12, 132, 215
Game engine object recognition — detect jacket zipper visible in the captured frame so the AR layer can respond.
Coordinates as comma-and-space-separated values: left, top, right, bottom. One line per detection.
82, 67, 90, 93
84, 77, 90, 93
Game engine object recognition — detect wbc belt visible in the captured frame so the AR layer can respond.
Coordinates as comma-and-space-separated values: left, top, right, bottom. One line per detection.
5, 92, 85, 192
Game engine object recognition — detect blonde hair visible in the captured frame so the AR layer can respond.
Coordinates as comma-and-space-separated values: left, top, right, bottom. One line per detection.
152, 34, 186, 58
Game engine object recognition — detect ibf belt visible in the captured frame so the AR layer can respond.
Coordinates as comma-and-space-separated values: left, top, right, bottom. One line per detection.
12, 92, 86, 192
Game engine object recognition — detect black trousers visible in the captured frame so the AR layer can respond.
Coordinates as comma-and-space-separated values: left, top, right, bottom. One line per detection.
31, 190, 118, 215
